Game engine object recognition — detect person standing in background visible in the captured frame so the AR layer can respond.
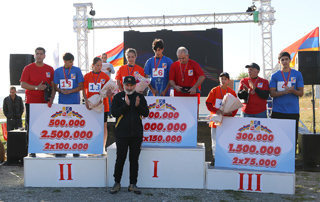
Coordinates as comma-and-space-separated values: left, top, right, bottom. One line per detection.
101, 53, 115, 77
101, 53, 115, 118
3, 86, 24, 131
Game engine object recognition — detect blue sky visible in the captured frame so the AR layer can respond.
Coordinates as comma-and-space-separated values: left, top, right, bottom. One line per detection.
1, 0, 319, 96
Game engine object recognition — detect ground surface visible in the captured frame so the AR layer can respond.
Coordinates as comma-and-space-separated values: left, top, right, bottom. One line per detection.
0, 164, 319, 202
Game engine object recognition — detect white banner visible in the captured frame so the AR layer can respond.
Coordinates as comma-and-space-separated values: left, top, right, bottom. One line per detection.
142, 97, 197, 147
29, 104, 104, 154
215, 117, 295, 173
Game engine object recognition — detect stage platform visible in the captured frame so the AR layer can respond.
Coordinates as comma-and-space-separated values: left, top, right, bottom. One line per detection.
107, 143, 206, 189
206, 163, 295, 194
24, 154, 107, 187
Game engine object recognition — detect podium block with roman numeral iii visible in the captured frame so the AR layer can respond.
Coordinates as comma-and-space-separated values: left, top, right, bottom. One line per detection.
205, 163, 295, 194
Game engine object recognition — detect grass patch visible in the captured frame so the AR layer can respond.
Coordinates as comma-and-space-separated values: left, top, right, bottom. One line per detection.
299, 88, 320, 133
144, 192, 154, 196
224, 190, 245, 200
53, 189, 61, 193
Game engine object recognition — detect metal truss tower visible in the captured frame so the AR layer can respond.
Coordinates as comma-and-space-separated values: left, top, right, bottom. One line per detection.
73, 3, 92, 72
254, 0, 275, 78
73, 0, 275, 77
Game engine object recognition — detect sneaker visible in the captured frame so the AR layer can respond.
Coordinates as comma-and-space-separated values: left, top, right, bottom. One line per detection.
29, 153, 36, 157
128, 184, 141, 195
110, 182, 121, 194
73, 154, 80, 157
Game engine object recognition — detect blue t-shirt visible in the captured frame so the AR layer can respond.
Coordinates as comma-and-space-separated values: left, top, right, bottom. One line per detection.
269, 69, 304, 114
144, 56, 173, 96
54, 66, 84, 104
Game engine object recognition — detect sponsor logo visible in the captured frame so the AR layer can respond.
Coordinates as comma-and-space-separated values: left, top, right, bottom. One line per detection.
238, 120, 272, 134
148, 99, 176, 111
51, 106, 83, 119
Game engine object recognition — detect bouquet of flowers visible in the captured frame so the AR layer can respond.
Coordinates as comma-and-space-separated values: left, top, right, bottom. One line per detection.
135, 74, 151, 93
206, 93, 243, 126
87, 79, 118, 113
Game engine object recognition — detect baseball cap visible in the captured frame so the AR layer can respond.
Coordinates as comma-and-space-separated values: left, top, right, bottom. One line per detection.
245, 63, 260, 71
219, 72, 230, 79
123, 76, 136, 85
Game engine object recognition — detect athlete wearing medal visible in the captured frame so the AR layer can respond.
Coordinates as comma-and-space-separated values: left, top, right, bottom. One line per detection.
169, 47, 205, 102
115, 48, 144, 92
53, 53, 84, 104
238, 63, 269, 118
53, 52, 84, 157
144, 39, 173, 96
270, 52, 304, 149
20, 47, 55, 158
83, 57, 112, 154
206, 72, 237, 165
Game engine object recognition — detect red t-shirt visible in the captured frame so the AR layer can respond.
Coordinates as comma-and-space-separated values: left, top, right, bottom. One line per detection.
84, 71, 110, 112
20, 63, 54, 104
115, 64, 144, 89
239, 77, 269, 114
206, 86, 237, 128
169, 59, 204, 97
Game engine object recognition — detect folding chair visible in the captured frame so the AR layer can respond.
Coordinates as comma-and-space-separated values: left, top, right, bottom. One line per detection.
0, 123, 7, 162
1, 123, 7, 142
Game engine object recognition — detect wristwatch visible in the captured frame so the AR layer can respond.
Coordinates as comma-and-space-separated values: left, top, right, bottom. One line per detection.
35, 87, 38, 90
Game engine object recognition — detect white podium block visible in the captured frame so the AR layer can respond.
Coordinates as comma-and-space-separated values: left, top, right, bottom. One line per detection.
24, 154, 107, 187
107, 143, 205, 189
206, 163, 295, 194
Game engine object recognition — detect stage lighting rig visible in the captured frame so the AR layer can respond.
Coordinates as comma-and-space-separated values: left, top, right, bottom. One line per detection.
246, 2, 257, 15
89, 5, 95, 16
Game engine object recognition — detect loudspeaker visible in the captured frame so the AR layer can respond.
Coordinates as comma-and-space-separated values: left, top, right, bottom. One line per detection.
299, 133, 320, 171
296, 51, 320, 85
7, 130, 28, 165
10, 54, 35, 85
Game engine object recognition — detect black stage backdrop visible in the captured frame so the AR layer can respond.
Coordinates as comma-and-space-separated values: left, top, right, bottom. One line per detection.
124, 28, 223, 96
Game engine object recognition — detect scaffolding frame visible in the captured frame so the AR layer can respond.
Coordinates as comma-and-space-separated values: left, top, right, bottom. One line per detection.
73, 0, 275, 77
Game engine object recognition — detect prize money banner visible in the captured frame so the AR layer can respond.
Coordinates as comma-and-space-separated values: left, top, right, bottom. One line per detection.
215, 117, 295, 173
142, 97, 197, 147
29, 104, 104, 154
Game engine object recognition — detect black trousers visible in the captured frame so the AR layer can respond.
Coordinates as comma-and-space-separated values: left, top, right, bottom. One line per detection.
7, 118, 22, 131
271, 111, 299, 150
114, 136, 142, 185
25, 103, 32, 153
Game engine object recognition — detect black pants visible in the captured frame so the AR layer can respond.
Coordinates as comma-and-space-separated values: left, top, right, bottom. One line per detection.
7, 118, 22, 131
114, 136, 142, 185
271, 111, 299, 150
25, 104, 30, 151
